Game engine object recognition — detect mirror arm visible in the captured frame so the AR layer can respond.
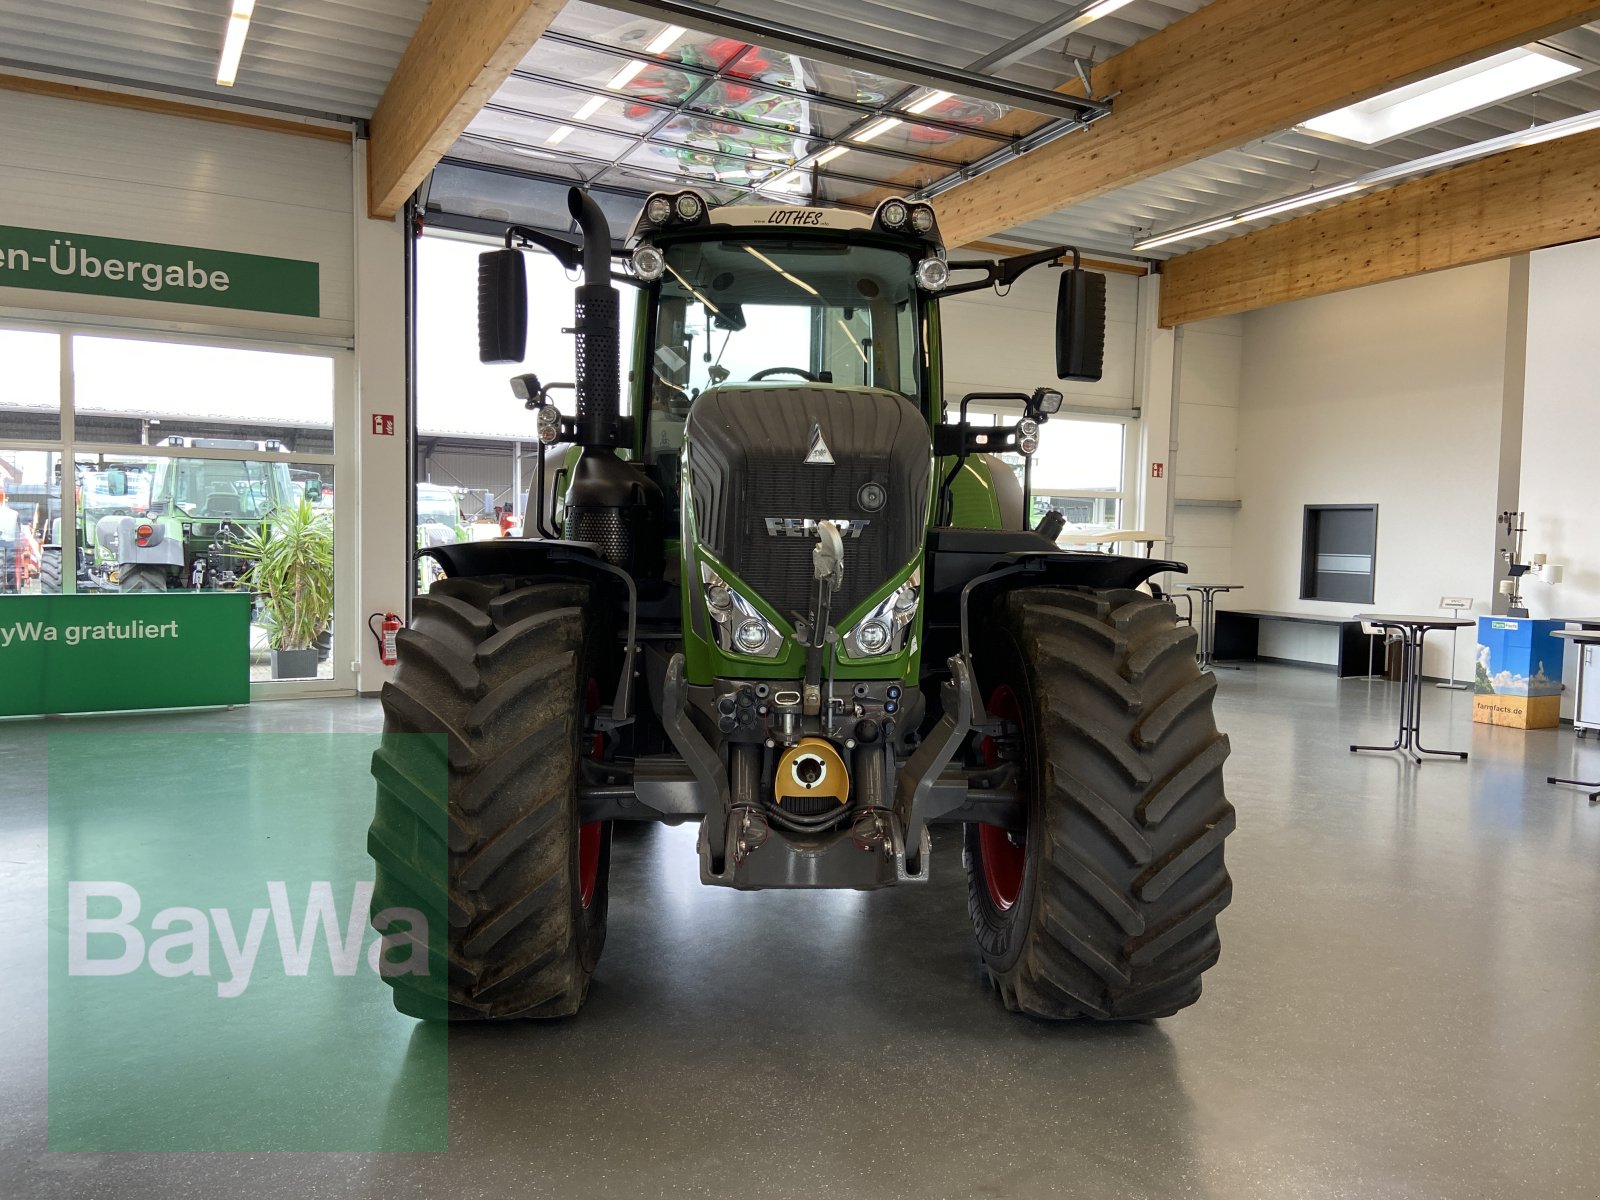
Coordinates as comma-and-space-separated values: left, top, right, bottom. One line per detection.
941, 246, 1082, 297
504, 225, 584, 272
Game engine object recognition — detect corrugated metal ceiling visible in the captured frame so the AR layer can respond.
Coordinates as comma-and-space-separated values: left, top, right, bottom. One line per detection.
4, 0, 1593, 267
1003, 23, 1600, 260
686, 0, 1209, 88
0, 0, 427, 119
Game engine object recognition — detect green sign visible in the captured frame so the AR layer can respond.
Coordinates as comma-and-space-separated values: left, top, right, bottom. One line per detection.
0, 225, 320, 317
0, 593, 251, 716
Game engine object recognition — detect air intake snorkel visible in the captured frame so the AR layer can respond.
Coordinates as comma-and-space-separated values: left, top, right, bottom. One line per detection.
568, 188, 623, 449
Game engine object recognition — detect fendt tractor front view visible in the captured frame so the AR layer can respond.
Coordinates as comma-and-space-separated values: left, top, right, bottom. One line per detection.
367, 187, 1235, 1022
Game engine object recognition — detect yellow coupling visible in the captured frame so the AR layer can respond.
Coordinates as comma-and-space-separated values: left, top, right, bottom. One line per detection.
774, 737, 850, 809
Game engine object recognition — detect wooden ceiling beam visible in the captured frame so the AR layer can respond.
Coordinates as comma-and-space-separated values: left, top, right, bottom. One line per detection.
366, 0, 565, 220
931, 0, 1600, 247
0, 73, 352, 142
1157, 128, 1600, 326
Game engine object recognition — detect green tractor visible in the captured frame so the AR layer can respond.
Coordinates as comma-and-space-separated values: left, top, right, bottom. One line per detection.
78, 449, 297, 592
370, 188, 1234, 1022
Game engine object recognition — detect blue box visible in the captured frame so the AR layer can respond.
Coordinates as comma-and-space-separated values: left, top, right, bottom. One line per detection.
1473, 617, 1565, 728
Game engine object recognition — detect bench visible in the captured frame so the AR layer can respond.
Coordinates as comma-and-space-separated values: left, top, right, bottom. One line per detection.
1213, 609, 1386, 678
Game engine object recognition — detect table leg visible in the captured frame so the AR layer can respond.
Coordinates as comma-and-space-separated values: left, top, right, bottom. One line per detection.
1548, 776, 1600, 804
1352, 625, 1407, 755
1411, 627, 1468, 761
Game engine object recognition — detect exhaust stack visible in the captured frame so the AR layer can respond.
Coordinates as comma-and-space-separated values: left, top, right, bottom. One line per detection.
568, 188, 621, 448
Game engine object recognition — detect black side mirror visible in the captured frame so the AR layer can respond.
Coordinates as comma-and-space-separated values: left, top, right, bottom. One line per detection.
478, 249, 527, 364
1056, 267, 1107, 382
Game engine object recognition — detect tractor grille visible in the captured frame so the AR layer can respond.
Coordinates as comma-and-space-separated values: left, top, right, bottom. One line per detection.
686, 388, 931, 621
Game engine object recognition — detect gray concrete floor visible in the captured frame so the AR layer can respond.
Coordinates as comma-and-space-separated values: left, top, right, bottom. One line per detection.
3, 664, 1600, 1198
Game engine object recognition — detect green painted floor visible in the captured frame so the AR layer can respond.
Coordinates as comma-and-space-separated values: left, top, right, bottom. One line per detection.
2, 665, 1599, 1197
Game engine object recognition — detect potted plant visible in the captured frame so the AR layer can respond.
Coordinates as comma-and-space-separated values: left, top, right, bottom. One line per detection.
236, 497, 333, 679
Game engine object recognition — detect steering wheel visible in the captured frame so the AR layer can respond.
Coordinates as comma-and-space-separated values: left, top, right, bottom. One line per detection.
749, 367, 818, 382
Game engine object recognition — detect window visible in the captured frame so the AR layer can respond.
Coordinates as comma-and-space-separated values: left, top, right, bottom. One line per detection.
1301, 505, 1378, 602
967, 407, 1132, 538
0, 328, 61, 441
1030, 417, 1128, 536
1, 324, 346, 690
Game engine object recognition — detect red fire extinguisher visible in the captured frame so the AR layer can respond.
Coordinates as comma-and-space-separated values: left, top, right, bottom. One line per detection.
368, 612, 403, 667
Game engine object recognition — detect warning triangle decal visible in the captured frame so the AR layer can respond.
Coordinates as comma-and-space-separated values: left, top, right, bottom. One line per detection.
805, 423, 835, 466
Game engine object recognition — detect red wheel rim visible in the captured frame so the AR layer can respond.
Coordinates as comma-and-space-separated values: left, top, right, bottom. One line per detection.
577, 820, 601, 909
579, 678, 604, 911
978, 684, 1027, 912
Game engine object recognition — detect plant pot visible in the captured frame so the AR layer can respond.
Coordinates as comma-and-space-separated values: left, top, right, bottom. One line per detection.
270, 648, 320, 679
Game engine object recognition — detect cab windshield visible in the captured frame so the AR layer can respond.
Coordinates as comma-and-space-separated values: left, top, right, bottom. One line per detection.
650, 239, 922, 426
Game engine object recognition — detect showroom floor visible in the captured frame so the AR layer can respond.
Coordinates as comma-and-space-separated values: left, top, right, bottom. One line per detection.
3, 665, 1599, 1199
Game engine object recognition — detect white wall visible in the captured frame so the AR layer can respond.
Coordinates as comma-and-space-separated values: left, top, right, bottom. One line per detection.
1515, 239, 1600, 713
1517, 239, 1600, 618
1227, 261, 1513, 678
1168, 313, 1243, 588
940, 267, 1140, 413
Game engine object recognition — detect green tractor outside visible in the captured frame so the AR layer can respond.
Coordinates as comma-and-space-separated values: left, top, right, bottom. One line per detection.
62, 449, 297, 593
370, 188, 1234, 1023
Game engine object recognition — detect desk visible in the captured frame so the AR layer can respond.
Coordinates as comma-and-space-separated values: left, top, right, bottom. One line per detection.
1547, 628, 1600, 803
1212, 610, 1386, 677
1350, 615, 1473, 763
1185, 584, 1239, 671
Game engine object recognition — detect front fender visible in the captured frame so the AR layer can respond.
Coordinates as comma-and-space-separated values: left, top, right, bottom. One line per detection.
421, 537, 616, 585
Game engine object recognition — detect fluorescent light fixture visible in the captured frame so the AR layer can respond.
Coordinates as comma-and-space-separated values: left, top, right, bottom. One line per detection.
854, 117, 902, 143
1242, 181, 1368, 222
1302, 47, 1583, 146
1133, 103, 1600, 252
1049, 0, 1137, 41
546, 125, 575, 145
1079, 0, 1137, 21
905, 90, 951, 115
215, 0, 255, 87
605, 60, 648, 91
646, 25, 686, 55
769, 168, 804, 191
573, 95, 608, 121
814, 146, 850, 166
1134, 217, 1240, 252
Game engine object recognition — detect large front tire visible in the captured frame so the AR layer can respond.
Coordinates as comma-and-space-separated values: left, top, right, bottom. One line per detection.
965, 586, 1234, 1020
39, 546, 63, 594
368, 576, 611, 1020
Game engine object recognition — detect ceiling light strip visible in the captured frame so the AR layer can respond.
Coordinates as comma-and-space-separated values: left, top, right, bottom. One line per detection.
1133, 106, 1600, 252
215, 0, 255, 87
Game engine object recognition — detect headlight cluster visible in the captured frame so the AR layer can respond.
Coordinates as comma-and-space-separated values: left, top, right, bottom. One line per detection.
876, 198, 937, 237
842, 570, 920, 660
639, 190, 708, 233
701, 563, 783, 658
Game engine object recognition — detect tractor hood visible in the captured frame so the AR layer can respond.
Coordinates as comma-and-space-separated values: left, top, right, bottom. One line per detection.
684, 385, 931, 621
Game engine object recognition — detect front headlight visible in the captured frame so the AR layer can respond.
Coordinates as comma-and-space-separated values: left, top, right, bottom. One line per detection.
700, 563, 783, 658
842, 569, 920, 659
